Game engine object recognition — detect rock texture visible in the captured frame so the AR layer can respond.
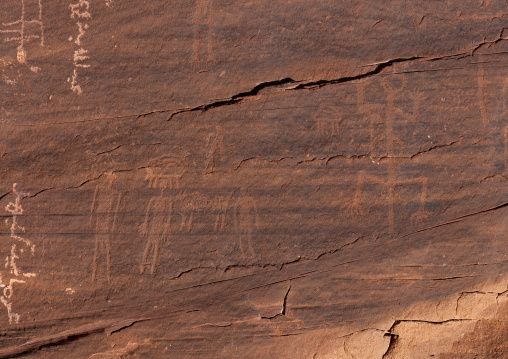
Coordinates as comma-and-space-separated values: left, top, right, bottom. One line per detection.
0, 0, 508, 358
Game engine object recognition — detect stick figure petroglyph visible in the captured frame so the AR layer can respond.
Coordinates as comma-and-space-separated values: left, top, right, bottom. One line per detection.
205, 126, 225, 174
90, 172, 123, 282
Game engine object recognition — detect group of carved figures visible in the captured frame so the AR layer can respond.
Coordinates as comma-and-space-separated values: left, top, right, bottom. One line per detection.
90, 161, 259, 281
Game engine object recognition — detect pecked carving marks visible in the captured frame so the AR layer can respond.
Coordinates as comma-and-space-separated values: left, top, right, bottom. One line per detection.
1, 184, 37, 324
0, 0, 44, 67
346, 75, 429, 235
68, 0, 91, 94
315, 106, 343, 141
139, 151, 190, 276
234, 188, 260, 261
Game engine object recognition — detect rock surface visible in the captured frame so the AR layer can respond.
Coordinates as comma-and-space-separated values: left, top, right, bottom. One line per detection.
0, 0, 508, 357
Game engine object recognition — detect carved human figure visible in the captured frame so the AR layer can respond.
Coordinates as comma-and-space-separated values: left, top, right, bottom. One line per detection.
234, 188, 260, 260
139, 151, 188, 276
90, 172, 122, 282
204, 126, 224, 174
139, 182, 173, 277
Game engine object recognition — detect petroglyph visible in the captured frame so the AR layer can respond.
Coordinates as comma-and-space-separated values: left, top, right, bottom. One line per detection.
69, 0, 91, 19
315, 107, 343, 140
205, 126, 225, 174
140, 150, 195, 276
139, 185, 174, 277
503, 76, 508, 172
177, 191, 234, 233
90, 172, 123, 282
352, 76, 429, 235
192, 0, 214, 70
0, 0, 44, 64
73, 22, 89, 46
145, 150, 190, 190
68, 0, 91, 94
234, 189, 260, 260
477, 60, 489, 126
1, 184, 36, 324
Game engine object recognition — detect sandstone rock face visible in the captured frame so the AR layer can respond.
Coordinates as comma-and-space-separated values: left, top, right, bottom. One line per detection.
0, 0, 508, 358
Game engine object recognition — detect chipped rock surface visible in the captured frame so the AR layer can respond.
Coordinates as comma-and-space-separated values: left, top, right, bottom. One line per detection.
0, 0, 508, 357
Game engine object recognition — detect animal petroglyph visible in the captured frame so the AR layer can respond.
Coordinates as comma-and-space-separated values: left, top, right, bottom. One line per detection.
177, 191, 234, 233
145, 150, 190, 190
90, 172, 123, 282
0, 0, 44, 64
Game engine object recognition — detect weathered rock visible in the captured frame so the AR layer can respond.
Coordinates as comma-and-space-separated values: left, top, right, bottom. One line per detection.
0, 0, 507, 357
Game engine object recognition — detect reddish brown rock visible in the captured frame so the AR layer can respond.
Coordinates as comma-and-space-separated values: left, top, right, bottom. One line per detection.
0, 0, 508, 357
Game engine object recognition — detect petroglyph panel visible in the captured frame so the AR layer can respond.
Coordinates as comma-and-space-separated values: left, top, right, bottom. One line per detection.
1, 1, 508, 358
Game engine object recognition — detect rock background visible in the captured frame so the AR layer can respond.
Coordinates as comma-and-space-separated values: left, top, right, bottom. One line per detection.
0, 0, 508, 357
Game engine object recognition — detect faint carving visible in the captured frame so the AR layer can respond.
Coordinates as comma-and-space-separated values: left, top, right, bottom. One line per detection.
192, 0, 214, 70
477, 60, 489, 126
205, 126, 224, 174
315, 107, 343, 140
0, 0, 44, 64
505, 124, 508, 173
177, 191, 234, 233
352, 76, 429, 235
90, 172, 123, 282
140, 150, 194, 276
503, 76, 508, 172
215, 191, 235, 232
139, 183, 173, 277
234, 188, 260, 260
145, 150, 190, 190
